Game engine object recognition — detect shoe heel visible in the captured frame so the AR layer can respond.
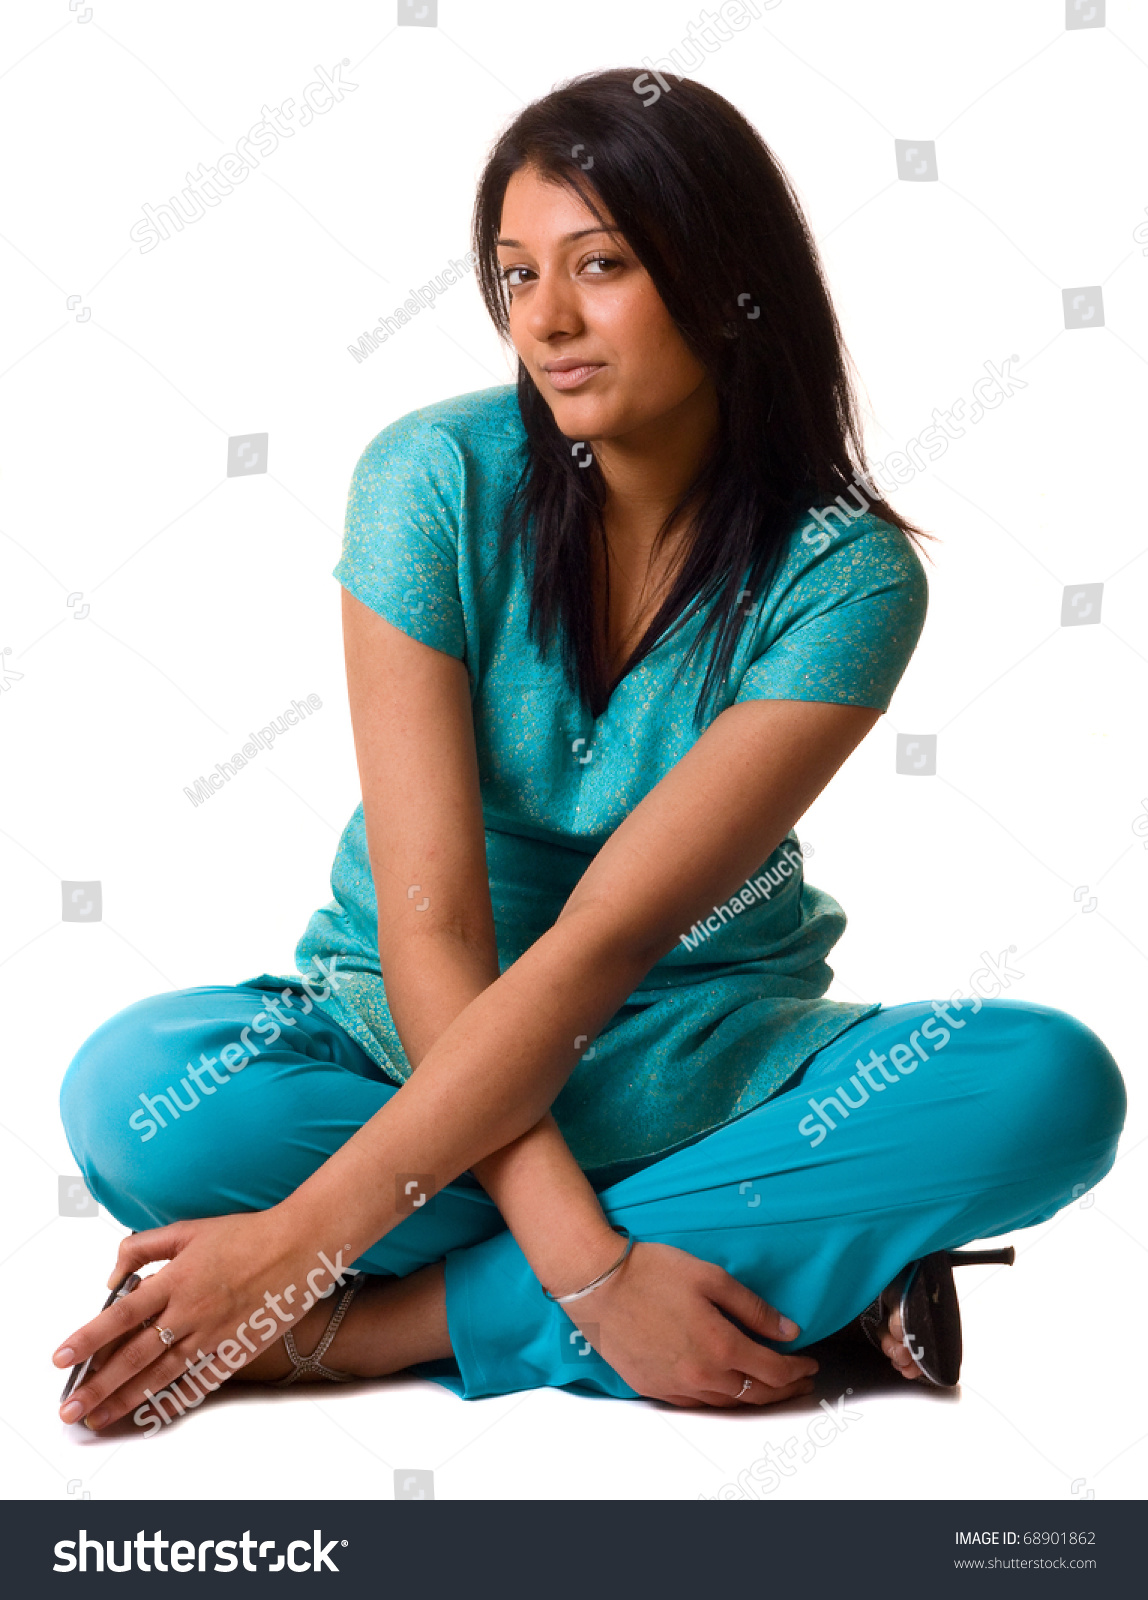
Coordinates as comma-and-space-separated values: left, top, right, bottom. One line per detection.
946, 1246, 1016, 1268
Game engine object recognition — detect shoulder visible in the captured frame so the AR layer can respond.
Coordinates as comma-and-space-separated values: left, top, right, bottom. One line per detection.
770, 505, 930, 628
338, 387, 524, 625
351, 384, 524, 485
732, 506, 931, 713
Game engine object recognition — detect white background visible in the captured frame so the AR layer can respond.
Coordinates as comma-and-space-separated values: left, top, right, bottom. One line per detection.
1, 0, 1145, 1501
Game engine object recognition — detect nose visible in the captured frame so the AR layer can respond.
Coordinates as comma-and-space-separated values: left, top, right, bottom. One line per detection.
518, 264, 584, 345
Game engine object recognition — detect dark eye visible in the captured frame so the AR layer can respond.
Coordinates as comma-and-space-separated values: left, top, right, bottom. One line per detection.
582, 254, 619, 274
498, 265, 532, 290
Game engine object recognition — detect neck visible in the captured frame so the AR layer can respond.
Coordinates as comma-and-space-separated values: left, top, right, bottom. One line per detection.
593, 377, 720, 553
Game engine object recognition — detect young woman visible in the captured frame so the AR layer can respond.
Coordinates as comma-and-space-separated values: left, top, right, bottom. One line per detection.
56, 71, 1124, 1432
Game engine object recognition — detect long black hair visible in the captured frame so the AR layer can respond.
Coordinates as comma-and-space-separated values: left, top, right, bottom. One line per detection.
472, 68, 935, 726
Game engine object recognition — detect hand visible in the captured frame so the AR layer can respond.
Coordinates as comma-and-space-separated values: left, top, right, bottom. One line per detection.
571, 1240, 819, 1407
53, 1210, 358, 1432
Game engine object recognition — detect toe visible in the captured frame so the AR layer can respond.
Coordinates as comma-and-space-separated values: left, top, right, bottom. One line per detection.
886, 1306, 923, 1379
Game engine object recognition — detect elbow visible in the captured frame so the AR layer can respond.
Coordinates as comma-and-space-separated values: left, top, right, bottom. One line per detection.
553, 892, 668, 979
377, 911, 499, 965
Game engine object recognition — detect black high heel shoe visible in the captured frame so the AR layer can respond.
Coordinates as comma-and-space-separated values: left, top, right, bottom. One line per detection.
857, 1246, 1016, 1388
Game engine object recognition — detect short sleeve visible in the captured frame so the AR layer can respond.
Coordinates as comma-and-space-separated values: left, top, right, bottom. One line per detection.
333, 410, 467, 659
734, 513, 929, 713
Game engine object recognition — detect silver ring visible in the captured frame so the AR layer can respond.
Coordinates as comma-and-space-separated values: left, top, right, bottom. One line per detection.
736, 1374, 752, 1399
155, 1325, 176, 1347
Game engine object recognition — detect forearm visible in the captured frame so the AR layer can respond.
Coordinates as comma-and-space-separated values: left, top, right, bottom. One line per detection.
381, 927, 501, 1069
381, 925, 620, 1291
470, 1114, 622, 1296
285, 908, 644, 1281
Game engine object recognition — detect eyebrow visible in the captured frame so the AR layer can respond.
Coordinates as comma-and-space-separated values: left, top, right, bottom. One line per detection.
494, 226, 622, 248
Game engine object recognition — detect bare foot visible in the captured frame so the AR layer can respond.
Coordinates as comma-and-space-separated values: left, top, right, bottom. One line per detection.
879, 1302, 924, 1380
234, 1275, 393, 1384
233, 1263, 450, 1386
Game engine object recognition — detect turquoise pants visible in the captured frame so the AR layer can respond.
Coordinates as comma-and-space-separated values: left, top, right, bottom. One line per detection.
60, 985, 1125, 1400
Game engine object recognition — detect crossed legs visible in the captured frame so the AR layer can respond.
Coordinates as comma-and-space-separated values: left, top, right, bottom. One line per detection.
60, 985, 1126, 1402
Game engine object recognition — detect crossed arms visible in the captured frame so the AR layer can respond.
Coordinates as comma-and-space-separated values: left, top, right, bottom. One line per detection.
297, 590, 881, 1295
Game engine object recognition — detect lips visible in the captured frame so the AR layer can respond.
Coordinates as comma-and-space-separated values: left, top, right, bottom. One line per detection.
543, 362, 605, 391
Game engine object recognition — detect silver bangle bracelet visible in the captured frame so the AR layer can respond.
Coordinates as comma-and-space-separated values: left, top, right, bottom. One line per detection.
542, 1227, 634, 1305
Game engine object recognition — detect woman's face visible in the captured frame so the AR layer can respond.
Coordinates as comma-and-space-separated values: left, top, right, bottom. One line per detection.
496, 163, 713, 445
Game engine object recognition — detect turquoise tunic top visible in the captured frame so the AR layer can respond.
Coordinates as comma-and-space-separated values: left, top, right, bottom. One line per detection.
242, 384, 928, 1185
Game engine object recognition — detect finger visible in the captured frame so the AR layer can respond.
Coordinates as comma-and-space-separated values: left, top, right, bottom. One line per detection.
657, 1378, 816, 1410
53, 1276, 168, 1370
85, 1319, 141, 1379
78, 1279, 146, 1379
76, 1339, 223, 1432
659, 1390, 738, 1410
60, 1315, 188, 1424
704, 1267, 802, 1343
727, 1327, 820, 1388
107, 1224, 187, 1288
734, 1376, 817, 1407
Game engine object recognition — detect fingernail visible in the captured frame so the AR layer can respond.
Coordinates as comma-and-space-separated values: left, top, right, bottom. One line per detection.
60, 1401, 83, 1423
84, 1408, 108, 1429
778, 1316, 800, 1338
53, 1347, 75, 1367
